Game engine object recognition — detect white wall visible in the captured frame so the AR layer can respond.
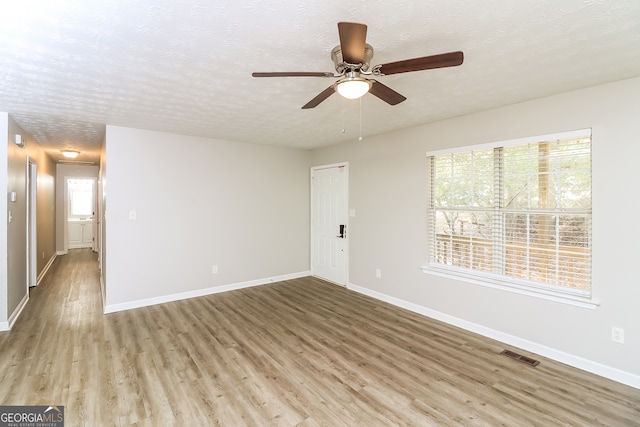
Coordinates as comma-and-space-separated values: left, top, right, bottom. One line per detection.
104, 126, 311, 309
311, 77, 640, 386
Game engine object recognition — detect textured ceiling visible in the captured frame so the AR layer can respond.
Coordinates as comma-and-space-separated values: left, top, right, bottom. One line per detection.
2, 0, 640, 163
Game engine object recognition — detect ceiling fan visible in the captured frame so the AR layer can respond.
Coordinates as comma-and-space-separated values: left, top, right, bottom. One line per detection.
252, 22, 464, 109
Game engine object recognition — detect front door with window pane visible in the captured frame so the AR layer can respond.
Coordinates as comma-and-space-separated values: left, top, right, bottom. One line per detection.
67, 178, 96, 249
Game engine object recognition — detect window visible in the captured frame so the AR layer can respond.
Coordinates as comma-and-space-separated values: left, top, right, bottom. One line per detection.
68, 179, 95, 218
424, 129, 594, 306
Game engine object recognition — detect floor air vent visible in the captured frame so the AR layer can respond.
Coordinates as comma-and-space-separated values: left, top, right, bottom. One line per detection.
500, 349, 540, 367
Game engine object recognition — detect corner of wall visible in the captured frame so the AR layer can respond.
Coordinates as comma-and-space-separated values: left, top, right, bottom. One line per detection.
0, 112, 9, 324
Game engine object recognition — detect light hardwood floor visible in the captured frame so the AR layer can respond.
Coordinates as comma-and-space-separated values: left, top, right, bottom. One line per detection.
0, 249, 638, 426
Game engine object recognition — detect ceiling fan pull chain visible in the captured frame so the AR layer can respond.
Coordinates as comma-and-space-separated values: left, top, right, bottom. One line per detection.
341, 98, 347, 134
358, 97, 363, 141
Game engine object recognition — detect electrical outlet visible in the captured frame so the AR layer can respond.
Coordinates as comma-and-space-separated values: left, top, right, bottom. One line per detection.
212, 265, 218, 274
375, 269, 381, 279
611, 327, 625, 344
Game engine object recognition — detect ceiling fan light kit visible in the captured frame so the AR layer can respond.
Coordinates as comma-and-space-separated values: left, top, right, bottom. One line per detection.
336, 74, 372, 99
253, 21, 463, 109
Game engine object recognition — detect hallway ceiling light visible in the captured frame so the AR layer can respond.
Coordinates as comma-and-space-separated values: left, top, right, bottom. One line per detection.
61, 150, 80, 158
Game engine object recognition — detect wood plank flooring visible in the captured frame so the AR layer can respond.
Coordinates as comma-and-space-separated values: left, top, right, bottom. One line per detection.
0, 249, 638, 426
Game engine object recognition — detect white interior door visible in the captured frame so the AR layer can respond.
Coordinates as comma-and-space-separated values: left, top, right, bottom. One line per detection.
311, 163, 348, 285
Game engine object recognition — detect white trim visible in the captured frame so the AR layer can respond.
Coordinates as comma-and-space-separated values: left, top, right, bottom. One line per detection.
347, 281, 640, 390
421, 266, 600, 309
36, 253, 57, 286
26, 157, 38, 288
425, 128, 592, 157
2, 293, 30, 331
57, 250, 68, 256
100, 274, 106, 311
311, 161, 349, 171
103, 271, 311, 314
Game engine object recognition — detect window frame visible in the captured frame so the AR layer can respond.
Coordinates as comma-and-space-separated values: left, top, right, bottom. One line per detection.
422, 129, 599, 309
67, 178, 95, 219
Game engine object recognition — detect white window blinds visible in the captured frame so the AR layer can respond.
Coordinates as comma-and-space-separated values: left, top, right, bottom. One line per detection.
427, 130, 592, 297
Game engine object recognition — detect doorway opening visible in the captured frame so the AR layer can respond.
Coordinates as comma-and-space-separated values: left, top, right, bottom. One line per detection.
65, 178, 97, 251
26, 159, 37, 288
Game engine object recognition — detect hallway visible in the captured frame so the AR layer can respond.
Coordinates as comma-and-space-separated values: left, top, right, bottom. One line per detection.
0, 249, 103, 422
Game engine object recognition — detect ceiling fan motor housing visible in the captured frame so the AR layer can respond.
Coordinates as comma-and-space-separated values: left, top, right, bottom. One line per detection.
331, 44, 374, 73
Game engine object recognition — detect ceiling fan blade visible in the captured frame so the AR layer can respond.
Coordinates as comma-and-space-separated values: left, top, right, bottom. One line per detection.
368, 80, 407, 105
302, 86, 336, 109
377, 51, 464, 75
338, 22, 367, 64
252, 72, 335, 77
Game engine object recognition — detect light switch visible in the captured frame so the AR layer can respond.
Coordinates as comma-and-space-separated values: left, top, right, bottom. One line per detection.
129, 210, 137, 220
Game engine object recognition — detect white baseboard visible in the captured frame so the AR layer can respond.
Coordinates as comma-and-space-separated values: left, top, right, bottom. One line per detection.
104, 271, 312, 314
100, 274, 106, 312
37, 253, 57, 286
1, 255, 56, 331
57, 250, 67, 256
2, 293, 30, 331
347, 282, 640, 390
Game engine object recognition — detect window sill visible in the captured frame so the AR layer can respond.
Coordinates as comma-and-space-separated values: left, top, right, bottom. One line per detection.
421, 265, 600, 310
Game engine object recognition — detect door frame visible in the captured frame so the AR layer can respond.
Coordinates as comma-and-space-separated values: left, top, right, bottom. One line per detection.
26, 158, 37, 288
310, 162, 349, 286
64, 176, 98, 253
